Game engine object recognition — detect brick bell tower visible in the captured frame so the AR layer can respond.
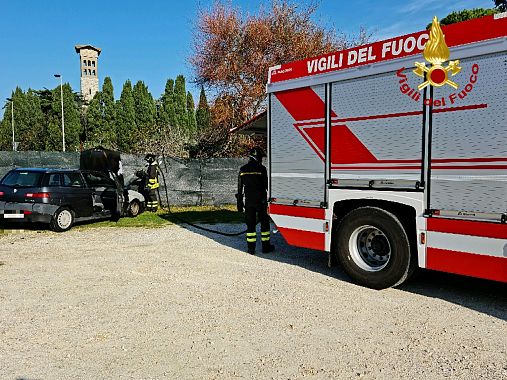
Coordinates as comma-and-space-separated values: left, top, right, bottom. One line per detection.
75, 45, 101, 102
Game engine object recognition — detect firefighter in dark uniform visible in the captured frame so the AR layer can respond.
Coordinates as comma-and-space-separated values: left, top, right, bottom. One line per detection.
236, 147, 275, 255
145, 154, 160, 212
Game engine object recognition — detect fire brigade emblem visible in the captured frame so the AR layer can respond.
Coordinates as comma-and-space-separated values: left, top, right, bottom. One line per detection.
413, 16, 462, 90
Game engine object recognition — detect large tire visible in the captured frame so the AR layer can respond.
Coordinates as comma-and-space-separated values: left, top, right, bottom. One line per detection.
334, 207, 415, 289
50, 207, 74, 232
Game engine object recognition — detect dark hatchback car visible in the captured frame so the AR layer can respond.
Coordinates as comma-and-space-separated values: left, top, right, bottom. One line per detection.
0, 168, 126, 232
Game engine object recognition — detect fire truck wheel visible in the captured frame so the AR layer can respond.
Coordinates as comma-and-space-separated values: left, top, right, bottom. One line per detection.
335, 207, 414, 289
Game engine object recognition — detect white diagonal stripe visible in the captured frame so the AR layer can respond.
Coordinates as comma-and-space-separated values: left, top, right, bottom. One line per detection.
270, 214, 326, 233
427, 231, 507, 258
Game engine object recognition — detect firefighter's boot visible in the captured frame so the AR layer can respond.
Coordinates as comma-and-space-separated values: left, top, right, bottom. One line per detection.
261, 231, 274, 253
246, 232, 256, 255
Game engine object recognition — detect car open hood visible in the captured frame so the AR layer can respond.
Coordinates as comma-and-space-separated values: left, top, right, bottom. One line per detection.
80, 147, 121, 175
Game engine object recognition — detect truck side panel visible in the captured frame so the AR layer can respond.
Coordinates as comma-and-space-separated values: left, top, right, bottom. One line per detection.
429, 52, 507, 215
329, 69, 423, 178
270, 85, 326, 204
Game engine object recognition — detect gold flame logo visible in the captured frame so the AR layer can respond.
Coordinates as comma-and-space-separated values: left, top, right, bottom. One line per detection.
423, 17, 450, 64
413, 16, 461, 90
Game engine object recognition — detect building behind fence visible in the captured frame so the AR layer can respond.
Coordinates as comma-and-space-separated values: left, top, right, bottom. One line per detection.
0, 151, 244, 206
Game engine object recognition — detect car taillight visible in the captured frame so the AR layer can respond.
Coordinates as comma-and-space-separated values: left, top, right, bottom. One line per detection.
23, 210, 32, 215
26, 192, 50, 199
0, 191, 4, 197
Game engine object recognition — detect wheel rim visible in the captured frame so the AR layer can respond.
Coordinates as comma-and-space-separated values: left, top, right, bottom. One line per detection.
130, 201, 139, 216
349, 225, 391, 272
57, 210, 72, 229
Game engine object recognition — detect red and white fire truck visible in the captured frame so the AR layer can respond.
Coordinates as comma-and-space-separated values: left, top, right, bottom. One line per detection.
266, 14, 507, 289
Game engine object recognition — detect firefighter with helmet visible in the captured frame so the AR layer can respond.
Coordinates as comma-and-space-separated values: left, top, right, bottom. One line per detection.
145, 153, 160, 212
236, 147, 275, 255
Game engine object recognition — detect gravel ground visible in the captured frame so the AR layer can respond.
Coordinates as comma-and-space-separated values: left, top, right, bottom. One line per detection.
0, 223, 506, 380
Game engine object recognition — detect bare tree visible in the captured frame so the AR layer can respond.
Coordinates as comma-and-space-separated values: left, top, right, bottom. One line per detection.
190, 0, 371, 128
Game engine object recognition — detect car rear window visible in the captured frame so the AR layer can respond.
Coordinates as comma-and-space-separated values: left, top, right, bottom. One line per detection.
1, 171, 43, 187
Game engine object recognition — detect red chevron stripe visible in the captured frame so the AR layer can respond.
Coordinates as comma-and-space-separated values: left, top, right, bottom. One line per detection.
427, 218, 507, 239
427, 248, 507, 283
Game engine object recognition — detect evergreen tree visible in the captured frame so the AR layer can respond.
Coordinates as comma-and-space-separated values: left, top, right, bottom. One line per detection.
1, 83, 82, 151
22, 89, 45, 151
132, 80, 156, 146
0, 101, 9, 149
196, 86, 211, 131
116, 80, 136, 152
0, 87, 45, 151
63, 84, 82, 151
82, 78, 116, 148
431, 8, 498, 28
158, 78, 177, 128
0, 91, 18, 150
84, 91, 103, 148
85, 77, 116, 148
49, 83, 81, 151
173, 75, 188, 131
101, 77, 117, 146
45, 116, 63, 151
3, 88, 27, 150
186, 91, 197, 139
9, 87, 29, 150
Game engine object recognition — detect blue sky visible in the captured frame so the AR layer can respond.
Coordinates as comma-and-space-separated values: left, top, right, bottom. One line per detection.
0, 0, 492, 117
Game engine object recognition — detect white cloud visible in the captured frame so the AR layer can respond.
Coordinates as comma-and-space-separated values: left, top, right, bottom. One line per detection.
398, 0, 442, 15
375, 22, 412, 40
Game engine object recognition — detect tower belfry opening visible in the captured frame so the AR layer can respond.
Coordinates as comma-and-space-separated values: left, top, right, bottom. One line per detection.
74, 44, 101, 102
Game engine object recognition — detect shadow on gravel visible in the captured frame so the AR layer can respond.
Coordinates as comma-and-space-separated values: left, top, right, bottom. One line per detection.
178, 222, 350, 283
0, 221, 48, 233
181, 222, 507, 321
398, 271, 507, 321
159, 209, 244, 224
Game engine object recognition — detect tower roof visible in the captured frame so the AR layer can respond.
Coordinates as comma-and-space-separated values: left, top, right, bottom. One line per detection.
75, 45, 101, 55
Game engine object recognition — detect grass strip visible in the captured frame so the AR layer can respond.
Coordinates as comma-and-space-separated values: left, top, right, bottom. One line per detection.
76, 205, 244, 229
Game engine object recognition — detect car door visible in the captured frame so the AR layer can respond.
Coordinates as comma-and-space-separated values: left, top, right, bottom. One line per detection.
82, 171, 119, 213
60, 172, 93, 217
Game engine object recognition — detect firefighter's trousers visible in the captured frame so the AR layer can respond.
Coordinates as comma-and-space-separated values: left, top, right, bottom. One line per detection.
245, 204, 271, 252
146, 189, 158, 211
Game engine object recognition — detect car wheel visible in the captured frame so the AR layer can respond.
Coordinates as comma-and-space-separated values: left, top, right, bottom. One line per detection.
128, 200, 141, 217
50, 207, 74, 232
334, 207, 415, 289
